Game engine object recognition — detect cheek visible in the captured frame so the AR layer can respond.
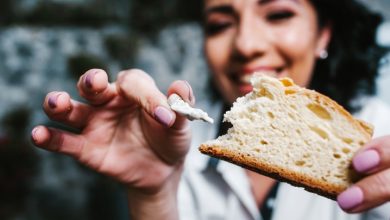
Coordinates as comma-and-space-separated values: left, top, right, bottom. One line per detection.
276, 27, 318, 86
205, 37, 231, 74
279, 25, 317, 59
205, 37, 238, 103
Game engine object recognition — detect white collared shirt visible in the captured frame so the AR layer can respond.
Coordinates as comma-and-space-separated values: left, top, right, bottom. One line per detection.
178, 97, 390, 220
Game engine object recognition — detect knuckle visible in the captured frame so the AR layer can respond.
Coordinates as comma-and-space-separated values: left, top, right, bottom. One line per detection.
117, 69, 155, 93
117, 69, 138, 85
143, 94, 156, 111
51, 131, 65, 152
374, 170, 390, 198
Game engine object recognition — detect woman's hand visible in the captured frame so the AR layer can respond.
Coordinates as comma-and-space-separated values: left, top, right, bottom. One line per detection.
337, 135, 390, 213
31, 68, 195, 219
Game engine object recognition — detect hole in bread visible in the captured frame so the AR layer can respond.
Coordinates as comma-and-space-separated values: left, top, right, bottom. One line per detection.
334, 174, 344, 179
249, 106, 257, 113
258, 88, 274, 100
295, 160, 306, 166
342, 138, 353, 145
342, 148, 351, 154
337, 165, 345, 170
333, 153, 341, 159
280, 78, 294, 87
253, 148, 261, 153
306, 103, 332, 120
267, 112, 275, 119
309, 126, 329, 140
290, 105, 297, 110
285, 89, 296, 95
260, 140, 268, 145
358, 141, 365, 146
303, 153, 310, 158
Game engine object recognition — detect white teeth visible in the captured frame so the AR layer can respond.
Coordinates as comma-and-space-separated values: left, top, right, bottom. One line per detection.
242, 75, 252, 83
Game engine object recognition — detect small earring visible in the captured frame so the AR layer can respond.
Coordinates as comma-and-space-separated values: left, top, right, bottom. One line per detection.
319, 50, 328, 59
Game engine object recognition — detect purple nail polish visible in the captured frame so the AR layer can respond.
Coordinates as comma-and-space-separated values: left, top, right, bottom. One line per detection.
85, 72, 95, 88
48, 95, 58, 108
154, 106, 174, 127
337, 186, 364, 210
353, 149, 380, 172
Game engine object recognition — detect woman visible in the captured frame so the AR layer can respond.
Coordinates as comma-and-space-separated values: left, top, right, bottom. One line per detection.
31, 0, 390, 219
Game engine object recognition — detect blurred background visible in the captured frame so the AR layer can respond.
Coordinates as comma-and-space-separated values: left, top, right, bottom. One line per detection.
0, 0, 389, 220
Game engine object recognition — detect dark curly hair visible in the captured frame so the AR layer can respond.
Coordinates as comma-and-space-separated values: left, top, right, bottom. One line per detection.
310, 0, 388, 112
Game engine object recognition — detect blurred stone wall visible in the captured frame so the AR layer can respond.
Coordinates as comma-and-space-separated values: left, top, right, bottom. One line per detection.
0, 1, 206, 220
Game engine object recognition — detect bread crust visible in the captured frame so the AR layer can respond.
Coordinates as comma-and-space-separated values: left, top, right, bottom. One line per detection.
199, 76, 373, 200
199, 144, 345, 200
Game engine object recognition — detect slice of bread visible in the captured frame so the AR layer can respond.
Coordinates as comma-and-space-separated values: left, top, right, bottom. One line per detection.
199, 74, 373, 200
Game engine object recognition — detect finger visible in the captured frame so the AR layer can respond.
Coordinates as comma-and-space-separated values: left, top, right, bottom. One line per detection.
43, 91, 92, 129
167, 80, 196, 130
31, 125, 85, 158
167, 80, 195, 106
352, 136, 390, 174
77, 69, 116, 105
116, 69, 176, 127
337, 169, 390, 213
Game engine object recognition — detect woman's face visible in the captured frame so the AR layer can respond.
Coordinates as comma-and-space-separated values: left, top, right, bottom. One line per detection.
204, 0, 331, 104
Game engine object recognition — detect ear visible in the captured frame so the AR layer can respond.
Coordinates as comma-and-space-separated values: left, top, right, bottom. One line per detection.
315, 23, 332, 59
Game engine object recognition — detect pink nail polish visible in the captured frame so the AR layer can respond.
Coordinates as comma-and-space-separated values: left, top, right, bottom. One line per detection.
337, 186, 364, 210
154, 106, 174, 127
353, 149, 380, 172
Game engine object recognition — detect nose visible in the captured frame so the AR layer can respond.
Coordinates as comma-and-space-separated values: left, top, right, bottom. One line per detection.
233, 11, 269, 60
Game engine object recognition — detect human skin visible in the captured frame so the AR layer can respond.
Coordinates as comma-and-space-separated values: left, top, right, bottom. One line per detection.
31, 0, 390, 218
204, 0, 390, 213
204, 0, 331, 103
31, 69, 193, 220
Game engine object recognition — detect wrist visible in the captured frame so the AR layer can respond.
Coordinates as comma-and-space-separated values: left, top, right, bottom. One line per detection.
127, 165, 183, 220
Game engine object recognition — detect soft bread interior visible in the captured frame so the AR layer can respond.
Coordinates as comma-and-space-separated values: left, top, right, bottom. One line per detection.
200, 75, 372, 198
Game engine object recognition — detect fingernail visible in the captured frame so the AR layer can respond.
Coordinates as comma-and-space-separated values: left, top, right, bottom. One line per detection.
154, 106, 174, 127
353, 149, 380, 172
184, 81, 194, 103
337, 186, 364, 210
48, 94, 59, 108
85, 72, 96, 88
31, 127, 39, 143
